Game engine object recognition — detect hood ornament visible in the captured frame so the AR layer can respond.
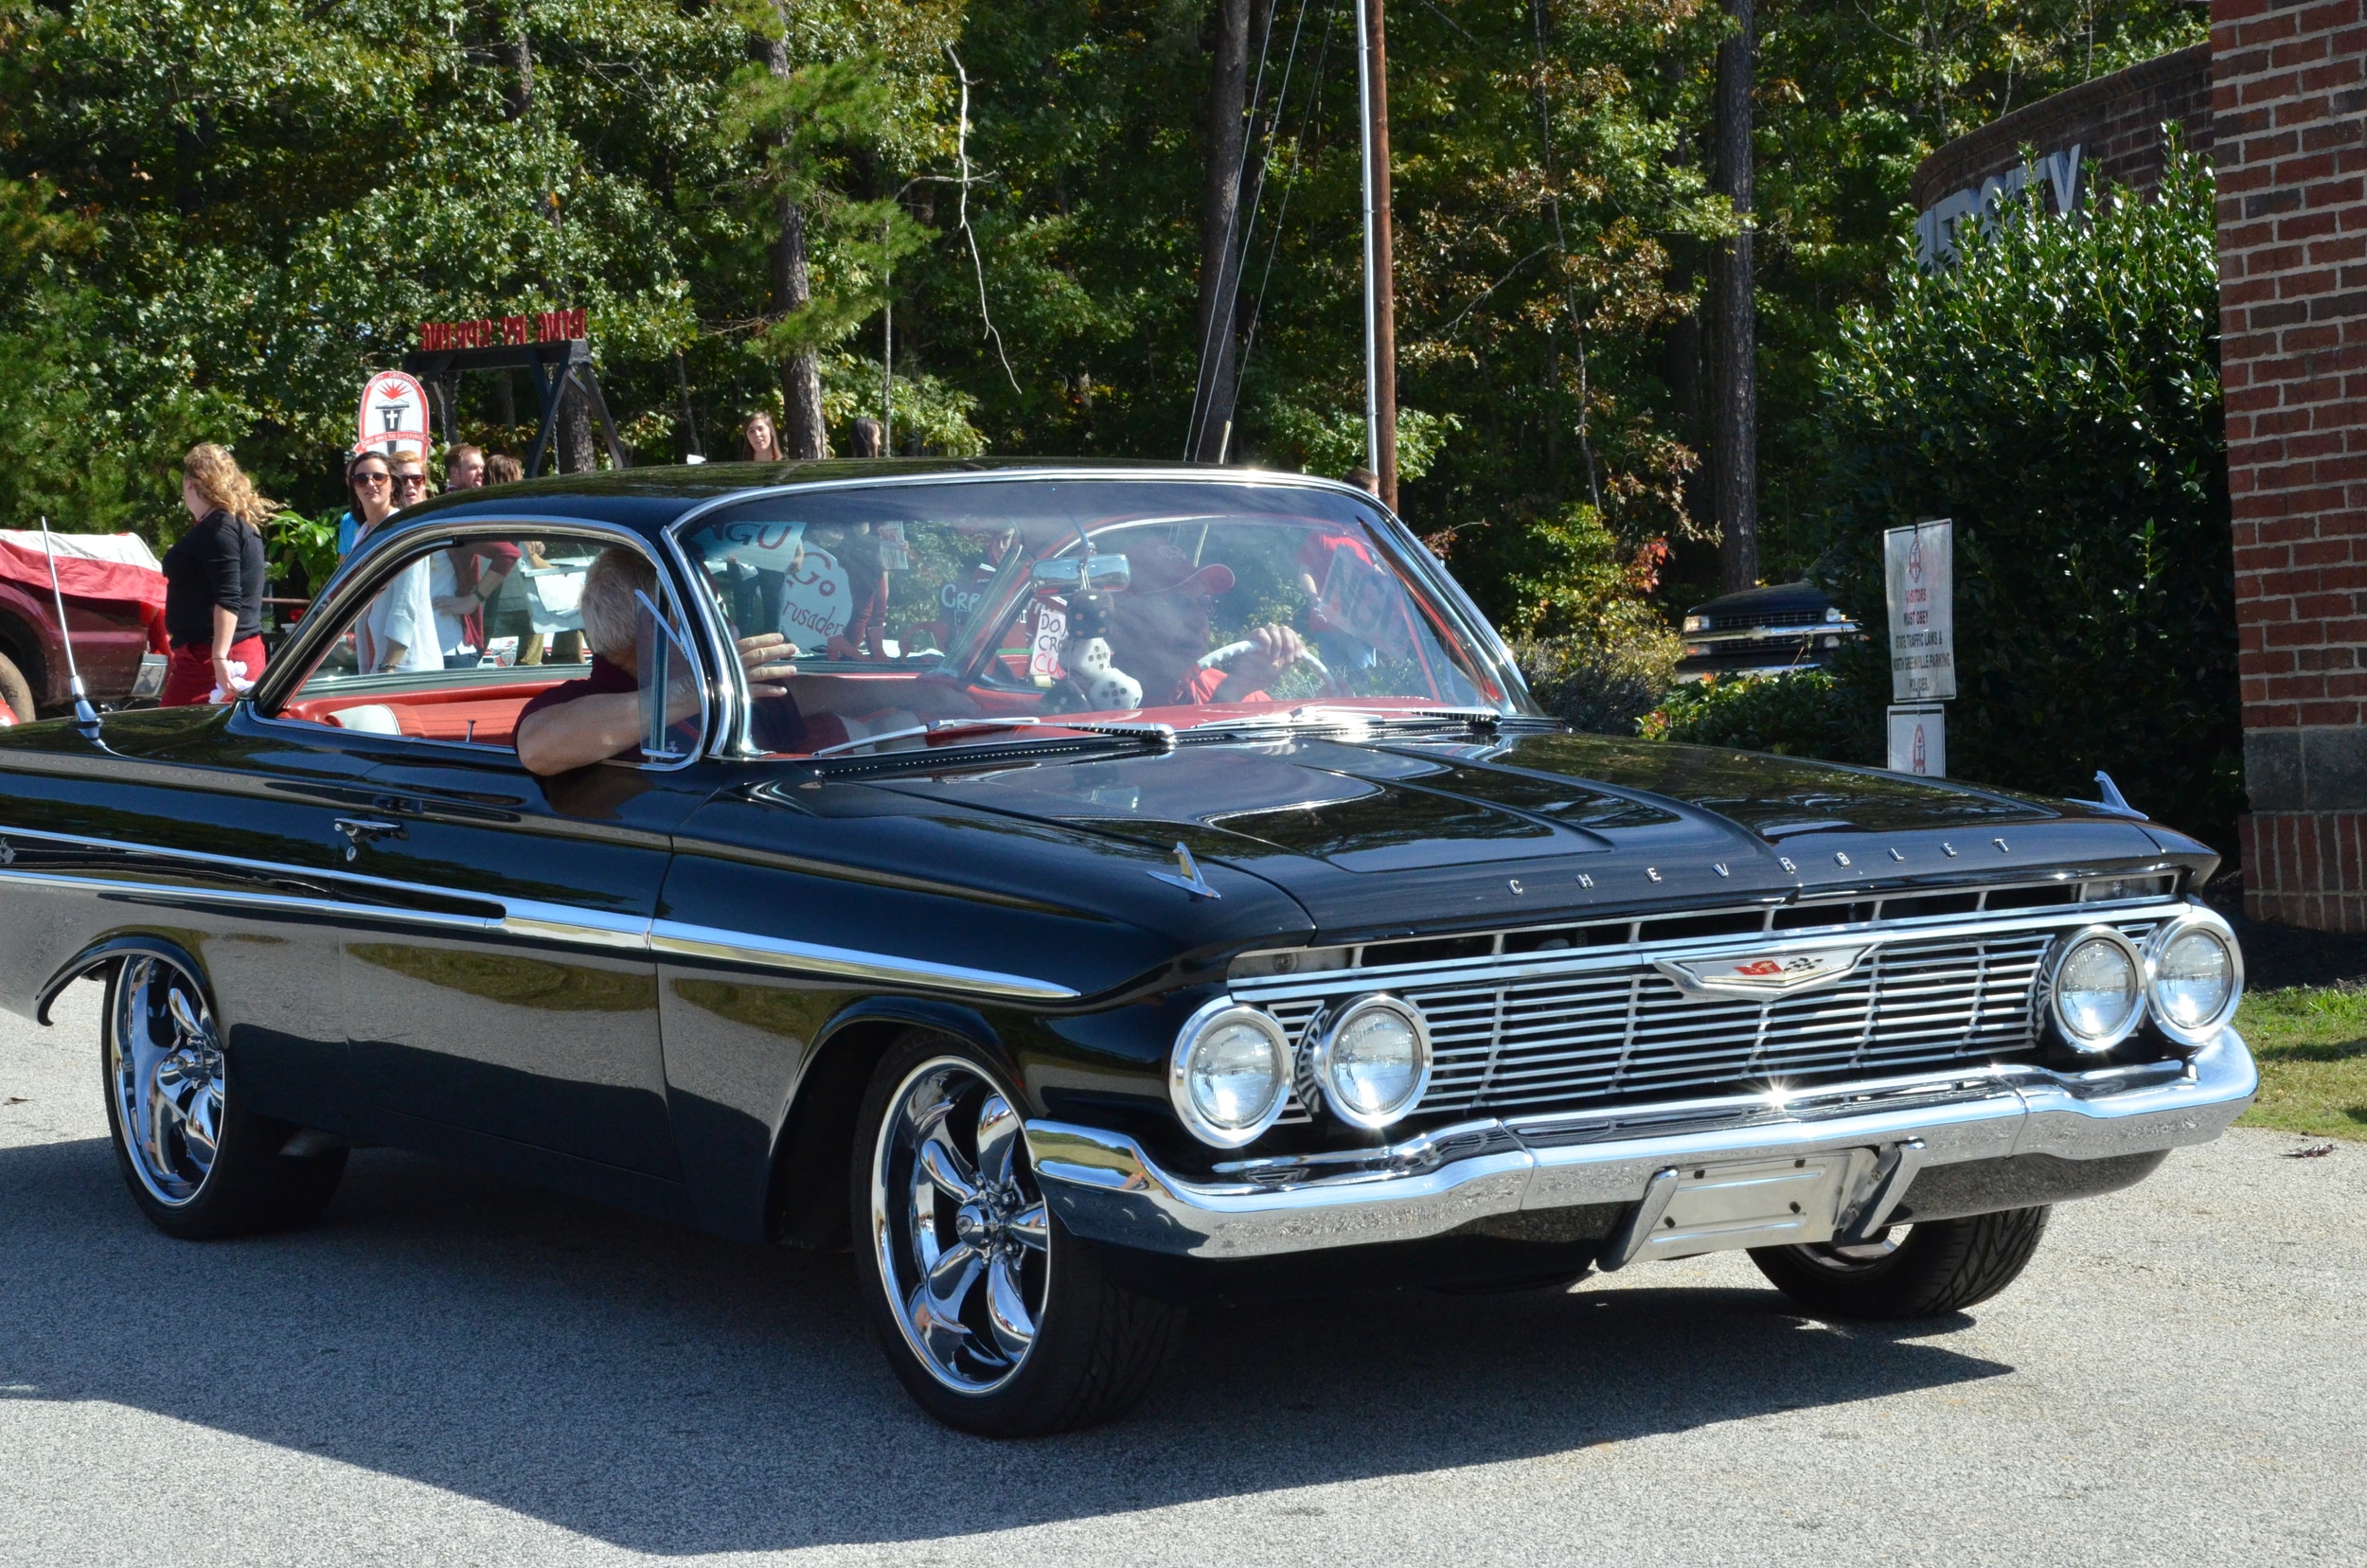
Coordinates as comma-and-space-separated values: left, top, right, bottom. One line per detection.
1655, 945, 1871, 1002
1147, 841, 1220, 900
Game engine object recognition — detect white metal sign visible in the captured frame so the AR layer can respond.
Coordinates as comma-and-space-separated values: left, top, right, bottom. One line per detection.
356, 370, 432, 456
1887, 704, 1947, 777
1884, 519, 1955, 702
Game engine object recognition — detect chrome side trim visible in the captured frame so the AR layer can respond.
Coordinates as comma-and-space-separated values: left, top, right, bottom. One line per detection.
0, 823, 644, 951
1024, 1027, 2256, 1259
649, 918, 1079, 1002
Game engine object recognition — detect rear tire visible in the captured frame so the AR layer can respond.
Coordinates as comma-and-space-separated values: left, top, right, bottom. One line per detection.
849, 1032, 1182, 1436
0, 650, 32, 723
1749, 1207, 2050, 1319
101, 953, 347, 1240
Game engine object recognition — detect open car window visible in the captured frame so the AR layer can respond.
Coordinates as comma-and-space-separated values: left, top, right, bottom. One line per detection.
676, 478, 1519, 759
270, 528, 702, 763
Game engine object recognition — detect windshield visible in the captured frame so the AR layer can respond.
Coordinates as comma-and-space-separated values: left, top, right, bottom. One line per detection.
675, 477, 1524, 757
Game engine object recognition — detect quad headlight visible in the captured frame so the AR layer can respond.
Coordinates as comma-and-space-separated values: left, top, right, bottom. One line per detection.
2145, 908, 2244, 1046
2040, 925, 2147, 1053
1169, 1001, 1293, 1148
1309, 995, 1433, 1130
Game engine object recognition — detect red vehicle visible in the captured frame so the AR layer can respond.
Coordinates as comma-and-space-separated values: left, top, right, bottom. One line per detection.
0, 530, 169, 724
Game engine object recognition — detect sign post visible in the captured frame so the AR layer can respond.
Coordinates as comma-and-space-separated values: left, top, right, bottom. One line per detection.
1884, 519, 1954, 775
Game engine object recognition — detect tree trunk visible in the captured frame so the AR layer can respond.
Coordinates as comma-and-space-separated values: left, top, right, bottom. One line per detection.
1190, 0, 1252, 463
1711, 0, 1757, 592
760, 15, 828, 459
504, 5, 533, 121
559, 374, 597, 473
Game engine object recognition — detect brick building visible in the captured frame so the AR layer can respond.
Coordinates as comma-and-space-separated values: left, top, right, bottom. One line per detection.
2213, 0, 2367, 931
1910, 45, 2214, 266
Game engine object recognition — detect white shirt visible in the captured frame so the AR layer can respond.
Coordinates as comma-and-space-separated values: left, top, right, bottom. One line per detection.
428, 553, 474, 655
357, 558, 442, 673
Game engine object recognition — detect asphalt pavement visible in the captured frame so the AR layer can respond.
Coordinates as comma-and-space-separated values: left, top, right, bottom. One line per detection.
3, 978, 2360, 1568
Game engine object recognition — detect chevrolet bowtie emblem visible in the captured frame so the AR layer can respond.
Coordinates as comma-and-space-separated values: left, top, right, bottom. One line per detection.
1654, 946, 1871, 1001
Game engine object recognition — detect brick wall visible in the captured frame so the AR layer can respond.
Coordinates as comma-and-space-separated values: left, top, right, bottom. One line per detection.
1912, 44, 2215, 213
2215, 0, 2367, 932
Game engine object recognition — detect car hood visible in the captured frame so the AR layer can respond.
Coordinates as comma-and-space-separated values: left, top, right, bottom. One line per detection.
864, 729, 2179, 938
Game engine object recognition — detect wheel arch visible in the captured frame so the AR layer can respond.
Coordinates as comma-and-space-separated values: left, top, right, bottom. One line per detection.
37, 934, 211, 1025
762, 995, 1016, 1250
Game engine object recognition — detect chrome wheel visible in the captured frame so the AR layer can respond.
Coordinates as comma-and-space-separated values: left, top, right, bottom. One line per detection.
1790, 1226, 1912, 1271
107, 956, 226, 1207
869, 1056, 1051, 1394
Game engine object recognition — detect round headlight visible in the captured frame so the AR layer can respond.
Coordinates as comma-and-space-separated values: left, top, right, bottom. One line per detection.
1169, 1001, 1291, 1148
2042, 926, 2145, 1053
1310, 995, 1433, 1130
2145, 910, 2243, 1045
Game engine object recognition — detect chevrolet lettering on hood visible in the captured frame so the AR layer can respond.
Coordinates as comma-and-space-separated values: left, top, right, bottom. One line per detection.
1656, 946, 1872, 1000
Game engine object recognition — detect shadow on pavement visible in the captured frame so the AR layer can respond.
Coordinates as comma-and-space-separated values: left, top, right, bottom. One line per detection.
0, 1133, 2012, 1553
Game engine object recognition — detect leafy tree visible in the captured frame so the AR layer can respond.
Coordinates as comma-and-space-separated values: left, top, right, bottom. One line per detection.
1809, 150, 2238, 849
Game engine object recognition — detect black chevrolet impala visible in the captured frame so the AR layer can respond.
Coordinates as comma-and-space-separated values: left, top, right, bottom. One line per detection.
0, 464, 2255, 1434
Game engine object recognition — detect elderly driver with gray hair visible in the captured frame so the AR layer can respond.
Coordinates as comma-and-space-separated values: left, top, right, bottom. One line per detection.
514, 547, 801, 776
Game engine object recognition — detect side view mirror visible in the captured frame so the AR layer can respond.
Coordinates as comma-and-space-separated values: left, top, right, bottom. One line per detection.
633, 589, 702, 762
1030, 553, 1131, 593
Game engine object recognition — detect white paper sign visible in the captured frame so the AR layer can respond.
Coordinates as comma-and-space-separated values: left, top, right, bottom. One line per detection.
777, 546, 851, 654
357, 370, 432, 456
1884, 519, 1955, 702
1888, 704, 1947, 777
704, 519, 807, 573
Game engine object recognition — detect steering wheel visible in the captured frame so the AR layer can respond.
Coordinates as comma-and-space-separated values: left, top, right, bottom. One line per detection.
1198, 636, 1347, 699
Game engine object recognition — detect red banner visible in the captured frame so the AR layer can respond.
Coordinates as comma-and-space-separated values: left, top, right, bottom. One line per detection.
418, 307, 589, 351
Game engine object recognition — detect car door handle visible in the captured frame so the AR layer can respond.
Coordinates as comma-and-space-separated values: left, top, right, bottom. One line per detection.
332, 817, 406, 861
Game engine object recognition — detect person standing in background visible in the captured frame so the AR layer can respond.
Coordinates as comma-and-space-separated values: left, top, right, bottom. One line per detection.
161, 444, 276, 706
742, 412, 785, 463
351, 451, 440, 674
848, 417, 884, 457
444, 443, 487, 492
483, 454, 523, 486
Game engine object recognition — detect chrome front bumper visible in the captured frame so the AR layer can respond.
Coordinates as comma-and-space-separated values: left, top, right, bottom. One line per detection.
1024, 1028, 2257, 1260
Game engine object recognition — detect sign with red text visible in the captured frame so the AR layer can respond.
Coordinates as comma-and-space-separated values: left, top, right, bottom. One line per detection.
418, 308, 588, 351
1883, 519, 1955, 702
356, 370, 431, 456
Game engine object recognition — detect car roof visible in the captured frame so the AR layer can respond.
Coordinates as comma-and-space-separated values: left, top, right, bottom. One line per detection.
386, 458, 1366, 545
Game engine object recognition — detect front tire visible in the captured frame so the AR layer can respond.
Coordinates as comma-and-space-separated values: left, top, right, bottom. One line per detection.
850, 1033, 1182, 1436
1749, 1207, 2051, 1319
101, 953, 347, 1239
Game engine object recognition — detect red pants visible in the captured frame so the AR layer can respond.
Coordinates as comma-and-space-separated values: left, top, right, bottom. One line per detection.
161, 636, 268, 707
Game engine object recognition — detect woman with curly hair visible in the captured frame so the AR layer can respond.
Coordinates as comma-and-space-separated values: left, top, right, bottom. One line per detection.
161, 443, 277, 706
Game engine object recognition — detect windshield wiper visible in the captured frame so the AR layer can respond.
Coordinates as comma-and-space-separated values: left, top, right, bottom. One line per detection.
807, 717, 1042, 758
1177, 705, 1504, 738
806, 715, 1178, 760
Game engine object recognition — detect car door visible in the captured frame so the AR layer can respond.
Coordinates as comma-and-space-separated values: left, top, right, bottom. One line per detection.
256, 518, 709, 1197
342, 746, 706, 1184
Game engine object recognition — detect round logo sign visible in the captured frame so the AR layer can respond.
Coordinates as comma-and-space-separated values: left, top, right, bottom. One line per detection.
357, 371, 431, 455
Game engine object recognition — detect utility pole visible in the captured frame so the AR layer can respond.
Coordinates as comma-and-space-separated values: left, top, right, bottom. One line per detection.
1711, 0, 1758, 591
1356, 0, 1397, 509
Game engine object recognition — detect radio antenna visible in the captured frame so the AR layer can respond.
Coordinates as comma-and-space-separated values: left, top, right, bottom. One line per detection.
37, 517, 102, 739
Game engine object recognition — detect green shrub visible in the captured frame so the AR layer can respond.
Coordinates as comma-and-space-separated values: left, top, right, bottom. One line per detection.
1809, 145, 2239, 848
1514, 614, 1683, 735
1641, 670, 1882, 761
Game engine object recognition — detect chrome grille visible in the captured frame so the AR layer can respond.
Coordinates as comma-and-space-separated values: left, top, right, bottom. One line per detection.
1251, 911, 2166, 1122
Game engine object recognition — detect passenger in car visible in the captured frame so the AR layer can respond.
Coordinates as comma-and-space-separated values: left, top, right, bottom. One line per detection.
1099, 538, 1308, 706
514, 548, 804, 775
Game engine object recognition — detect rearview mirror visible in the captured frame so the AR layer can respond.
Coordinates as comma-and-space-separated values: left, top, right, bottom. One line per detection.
634, 589, 701, 762
1030, 553, 1130, 593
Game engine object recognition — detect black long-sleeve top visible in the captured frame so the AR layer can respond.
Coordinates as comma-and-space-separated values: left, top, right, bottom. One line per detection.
162, 508, 265, 649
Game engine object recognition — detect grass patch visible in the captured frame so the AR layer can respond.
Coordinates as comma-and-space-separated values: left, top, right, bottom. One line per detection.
2235, 984, 2367, 1141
